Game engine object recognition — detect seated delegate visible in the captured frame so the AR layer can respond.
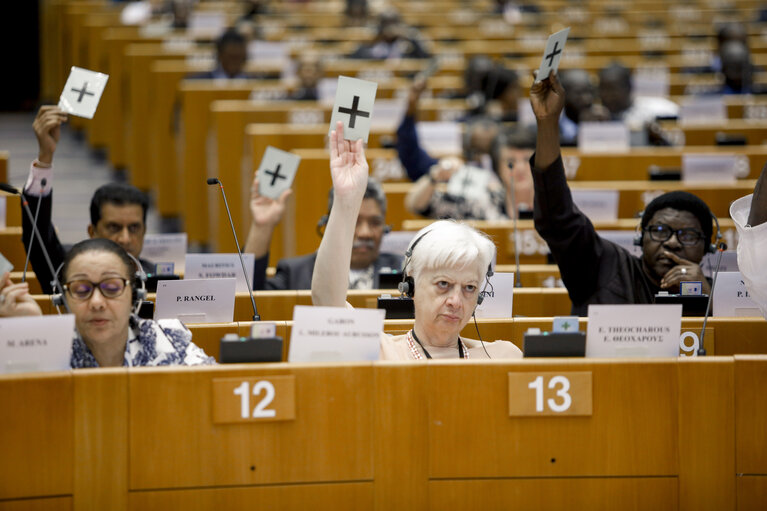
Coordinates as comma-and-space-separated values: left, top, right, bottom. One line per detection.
530, 71, 717, 316
0, 238, 214, 368
311, 121, 522, 360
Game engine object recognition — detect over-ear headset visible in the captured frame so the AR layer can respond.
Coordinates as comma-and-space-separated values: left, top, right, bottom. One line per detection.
397, 229, 493, 304
52, 252, 148, 315
633, 211, 722, 254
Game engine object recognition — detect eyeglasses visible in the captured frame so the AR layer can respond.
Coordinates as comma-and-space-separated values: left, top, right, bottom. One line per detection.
63, 278, 129, 301
644, 224, 705, 246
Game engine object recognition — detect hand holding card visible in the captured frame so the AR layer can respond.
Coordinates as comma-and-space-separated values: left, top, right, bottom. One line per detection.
255, 146, 301, 200
58, 66, 109, 119
534, 27, 570, 84
328, 76, 377, 143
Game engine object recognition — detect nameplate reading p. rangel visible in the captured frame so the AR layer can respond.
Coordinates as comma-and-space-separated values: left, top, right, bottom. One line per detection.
154, 278, 236, 324
508, 372, 592, 417
212, 376, 296, 424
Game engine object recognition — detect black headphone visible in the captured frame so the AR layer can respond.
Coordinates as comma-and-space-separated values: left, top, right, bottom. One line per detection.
397, 229, 493, 304
52, 253, 148, 315
633, 211, 722, 254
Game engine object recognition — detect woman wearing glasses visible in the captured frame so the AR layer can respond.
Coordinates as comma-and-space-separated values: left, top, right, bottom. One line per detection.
0, 238, 214, 367
530, 71, 715, 316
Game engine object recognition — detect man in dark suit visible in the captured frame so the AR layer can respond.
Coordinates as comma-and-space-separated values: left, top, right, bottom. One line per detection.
187, 28, 251, 80
244, 175, 402, 290
21, 106, 153, 294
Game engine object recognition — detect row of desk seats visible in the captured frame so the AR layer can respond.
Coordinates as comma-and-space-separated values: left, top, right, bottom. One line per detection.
2, 356, 766, 509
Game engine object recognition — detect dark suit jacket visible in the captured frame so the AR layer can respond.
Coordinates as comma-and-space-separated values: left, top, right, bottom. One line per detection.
252, 251, 403, 290
21, 191, 154, 294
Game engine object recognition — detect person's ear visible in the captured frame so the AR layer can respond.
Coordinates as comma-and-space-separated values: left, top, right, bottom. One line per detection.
87, 224, 96, 238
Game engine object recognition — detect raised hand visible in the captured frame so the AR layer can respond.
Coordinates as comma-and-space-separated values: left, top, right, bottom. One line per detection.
530, 70, 566, 122
659, 251, 711, 294
33, 106, 68, 164
0, 273, 43, 317
249, 175, 291, 228
328, 121, 369, 206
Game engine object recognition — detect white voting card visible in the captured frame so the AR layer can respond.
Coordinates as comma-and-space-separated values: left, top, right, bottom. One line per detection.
140, 233, 187, 273
289, 305, 384, 362
0, 314, 75, 374
328, 76, 377, 143
474, 272, 515, 319
0, 251, 13, 276
155, 278, 236, 324
535, 27, 570, 83
0, 195, 6, 229
58, 66, 109, 119
586, 304, 682, 358
185, 253, 255, 293
256, 146, 301, 200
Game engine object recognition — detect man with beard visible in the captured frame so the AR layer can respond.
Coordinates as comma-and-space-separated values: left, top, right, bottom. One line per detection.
244, 176, 402, 290
530, 71, 715, 315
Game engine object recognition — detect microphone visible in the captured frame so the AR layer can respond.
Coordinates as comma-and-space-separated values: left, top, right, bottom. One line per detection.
22, 178, 46, 282
207, 177, 260, 321
698, 242, 727, 356
506, 161, 522, 287
1, 182, 70, 312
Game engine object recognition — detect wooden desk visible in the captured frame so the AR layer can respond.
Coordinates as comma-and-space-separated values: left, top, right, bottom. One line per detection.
2, 358, 752, 509
735, 355, 767, 510
2, 191, 21, 228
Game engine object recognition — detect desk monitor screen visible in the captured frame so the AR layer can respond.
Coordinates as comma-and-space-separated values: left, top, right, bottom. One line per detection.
0, 314, 75, 373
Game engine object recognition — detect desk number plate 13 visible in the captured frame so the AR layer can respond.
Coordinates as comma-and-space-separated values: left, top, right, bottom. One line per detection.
508, 372, 592, 417
212, 376, 296, 424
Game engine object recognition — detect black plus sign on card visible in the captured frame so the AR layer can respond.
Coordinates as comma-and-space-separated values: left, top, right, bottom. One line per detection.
265, 163, 285, 186
71, 82, 95, 103
545, 41, 562, 67
337, 95, 370, 129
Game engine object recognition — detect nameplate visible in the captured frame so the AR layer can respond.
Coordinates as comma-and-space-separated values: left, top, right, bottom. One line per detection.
713, 271, 761, 317
416, 122, 462, 155
571, 189, 619, 221
185, 253, 255, 293
679, 96, 726, 124
188, 11, 227, 37
632, 67, 670, 97
509, 372, 592, 417
247, 41, 288, 64
475, 272, 514, 319
140, 233, 187, 273
288, 305, 384, 362
682, 154, 736, 183
154, 278, 235, 324
701, 250, 738, 278
586, 304, 682, 357
212, 376, 296, 424
577, 121, 630, 152
0, 314, 75, 374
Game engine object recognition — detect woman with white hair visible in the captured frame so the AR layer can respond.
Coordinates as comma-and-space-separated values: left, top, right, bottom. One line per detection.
312, 122, 522, 360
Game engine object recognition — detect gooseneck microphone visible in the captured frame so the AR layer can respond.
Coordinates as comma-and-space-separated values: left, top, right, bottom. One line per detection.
0, 182, 70, 313
22, 178, 46, 282
698, 242, 727, 356
207, 178, 260, 321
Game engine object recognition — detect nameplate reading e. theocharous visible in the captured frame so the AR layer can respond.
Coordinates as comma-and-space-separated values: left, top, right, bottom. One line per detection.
140, 233, 187, 273
288, 305, 384, 362
509, 371, 592, 417
0, 314, 75, 374
474, 272, 515, 319
586, 304, 682, 357
154, 278, 236, 324
212, 376, 296, 424
185, 253, 255, 293
713, 271, 761, 317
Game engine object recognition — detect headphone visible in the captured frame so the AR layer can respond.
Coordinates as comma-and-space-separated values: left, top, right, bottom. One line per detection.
633, 211, 722, 254
52, 252, 148, 315
397, 229, 493, 305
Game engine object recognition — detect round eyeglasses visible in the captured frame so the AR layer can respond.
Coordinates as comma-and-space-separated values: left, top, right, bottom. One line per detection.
63, 278, 129, 301
644, 224, 705, 246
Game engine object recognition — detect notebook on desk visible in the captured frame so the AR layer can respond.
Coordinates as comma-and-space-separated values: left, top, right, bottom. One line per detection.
0, 314, 75, 373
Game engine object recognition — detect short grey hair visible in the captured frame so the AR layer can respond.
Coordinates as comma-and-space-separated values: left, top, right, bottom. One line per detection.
327, 177, 387, 216
406, 220, 495, 283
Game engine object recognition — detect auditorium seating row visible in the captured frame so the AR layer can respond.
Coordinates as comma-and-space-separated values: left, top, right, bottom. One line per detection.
2, 355, 766, 509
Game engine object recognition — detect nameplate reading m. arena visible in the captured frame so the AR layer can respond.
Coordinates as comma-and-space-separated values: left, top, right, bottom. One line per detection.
176, 295, 216, 302
212, 376, 296, 424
